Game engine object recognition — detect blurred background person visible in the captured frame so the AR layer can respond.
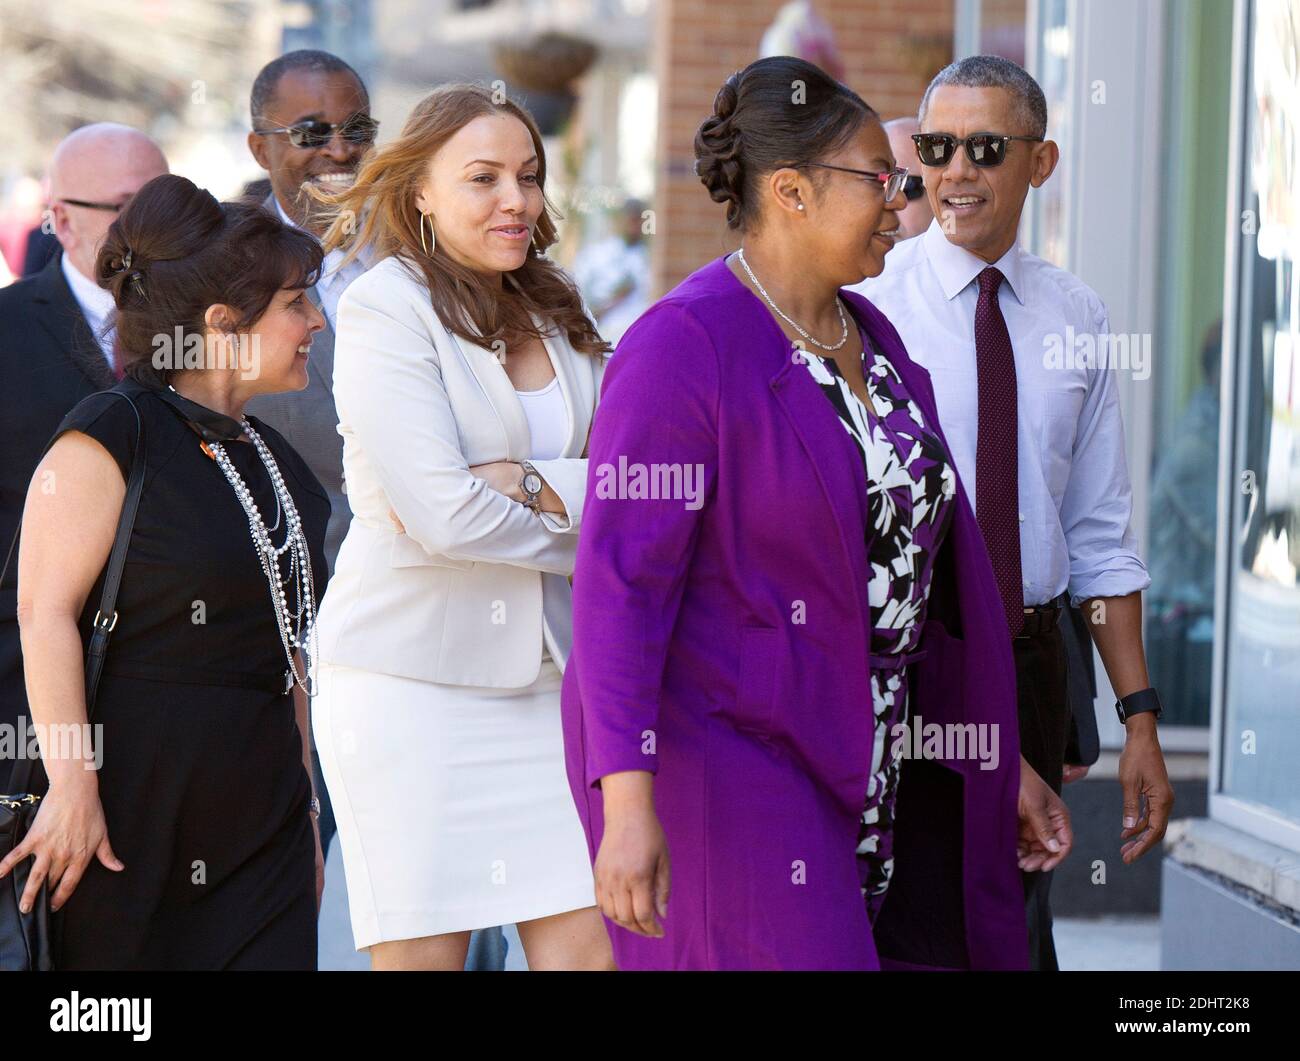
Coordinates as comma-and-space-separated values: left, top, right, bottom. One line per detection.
572, 197, 651, 343
1145, 322, 1222, 727
0, 176, 54, 279
0, 123, 166, 792
883, 116, 934, 240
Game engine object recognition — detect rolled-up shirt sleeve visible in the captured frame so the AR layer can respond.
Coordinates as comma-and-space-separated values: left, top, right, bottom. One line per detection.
571, 303, 718, 787
1059, 307, 1152, 606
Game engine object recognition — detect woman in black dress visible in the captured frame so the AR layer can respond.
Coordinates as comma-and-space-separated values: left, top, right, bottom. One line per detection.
0, 174, 330, 969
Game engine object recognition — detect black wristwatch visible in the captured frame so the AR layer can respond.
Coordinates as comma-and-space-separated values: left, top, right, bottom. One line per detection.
1115, 687, 1163, 724
518, 460, 543, 512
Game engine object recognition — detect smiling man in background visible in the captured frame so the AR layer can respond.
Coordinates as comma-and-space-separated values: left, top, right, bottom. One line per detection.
242, 51, 369, 945
855, 55, 1173, 970
882, 116, 933, 239
245, 49, 375, 572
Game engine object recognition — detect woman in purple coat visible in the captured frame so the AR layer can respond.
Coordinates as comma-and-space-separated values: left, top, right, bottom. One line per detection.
562, 57, 1062, 970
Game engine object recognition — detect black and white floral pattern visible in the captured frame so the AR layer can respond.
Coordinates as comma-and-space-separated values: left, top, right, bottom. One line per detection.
800, 337, 957, 923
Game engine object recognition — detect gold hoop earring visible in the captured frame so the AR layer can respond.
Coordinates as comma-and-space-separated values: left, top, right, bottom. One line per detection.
419, 212, 436, 257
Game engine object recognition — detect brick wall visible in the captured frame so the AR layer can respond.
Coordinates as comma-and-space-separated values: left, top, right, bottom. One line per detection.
652, 0, 955, 293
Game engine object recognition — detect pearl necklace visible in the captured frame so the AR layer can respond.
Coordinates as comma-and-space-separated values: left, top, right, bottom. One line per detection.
207, 421, 317, 696
737, 246, 849, 351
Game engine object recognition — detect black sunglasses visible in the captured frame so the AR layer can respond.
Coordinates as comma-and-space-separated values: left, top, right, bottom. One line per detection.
253, 114, 380, 149
902, 175, 924, 201
912, 132, 1044, 168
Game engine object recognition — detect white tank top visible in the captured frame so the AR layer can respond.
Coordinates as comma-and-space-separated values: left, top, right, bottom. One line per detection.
516, 376, 568, 460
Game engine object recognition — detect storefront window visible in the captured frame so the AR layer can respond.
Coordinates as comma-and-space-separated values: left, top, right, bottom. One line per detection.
1221, 0, 1300, 822
1027, 0, 1070, 267
1146, 0, 1234, 729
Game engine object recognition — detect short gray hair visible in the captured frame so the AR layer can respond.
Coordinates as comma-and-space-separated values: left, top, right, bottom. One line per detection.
918, 55, 1048, 140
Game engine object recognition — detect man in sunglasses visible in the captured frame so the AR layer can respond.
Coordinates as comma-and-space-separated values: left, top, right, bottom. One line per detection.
243, 46, 370, 926
243, 45, 364, 883
883, 116, 933, 240
0, 123, 167, 788
855, 55, 1173, 971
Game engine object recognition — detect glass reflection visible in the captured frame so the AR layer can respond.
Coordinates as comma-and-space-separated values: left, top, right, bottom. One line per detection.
1222, 0, 1300, 820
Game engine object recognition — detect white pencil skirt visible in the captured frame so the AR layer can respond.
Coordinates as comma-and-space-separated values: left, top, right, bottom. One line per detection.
312, 653, 597, 949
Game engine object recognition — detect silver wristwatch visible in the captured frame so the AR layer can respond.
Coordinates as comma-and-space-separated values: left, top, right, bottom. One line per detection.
519, 460, 543, 511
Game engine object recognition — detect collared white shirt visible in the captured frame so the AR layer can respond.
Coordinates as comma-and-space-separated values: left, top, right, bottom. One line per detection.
853, 219, 1150, 608
272, 194, 365, 331
60, 252, 117, 364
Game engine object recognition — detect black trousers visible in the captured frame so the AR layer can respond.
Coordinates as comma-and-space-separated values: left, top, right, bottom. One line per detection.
1012, 619, 1071, 972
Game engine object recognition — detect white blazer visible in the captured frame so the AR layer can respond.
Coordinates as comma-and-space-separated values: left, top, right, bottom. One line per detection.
315, 254, 607, 688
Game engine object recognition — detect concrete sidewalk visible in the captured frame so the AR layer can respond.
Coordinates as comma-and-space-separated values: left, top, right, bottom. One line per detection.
318, 840, 1160, 971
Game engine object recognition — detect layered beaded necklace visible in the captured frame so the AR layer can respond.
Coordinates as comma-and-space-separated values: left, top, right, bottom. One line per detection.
205, 420, 317, 696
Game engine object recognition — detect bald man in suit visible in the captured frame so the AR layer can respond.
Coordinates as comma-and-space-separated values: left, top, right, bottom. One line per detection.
0, 124, 167, 790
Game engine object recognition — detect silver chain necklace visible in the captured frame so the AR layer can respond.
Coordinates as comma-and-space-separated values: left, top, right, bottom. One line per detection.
207, 421, 317, 696
737, 246, 849, 351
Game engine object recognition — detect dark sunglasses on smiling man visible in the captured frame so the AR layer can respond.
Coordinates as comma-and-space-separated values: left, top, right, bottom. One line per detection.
252, 113, 380, 149
912, 131, 1044, 168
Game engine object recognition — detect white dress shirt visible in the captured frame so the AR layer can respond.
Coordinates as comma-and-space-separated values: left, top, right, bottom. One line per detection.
61, 252, 117, 364
272, 195, 366, 330
854, 219, 1150, 608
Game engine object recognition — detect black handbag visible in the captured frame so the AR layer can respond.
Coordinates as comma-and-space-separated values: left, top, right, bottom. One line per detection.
0, 392, 145, 970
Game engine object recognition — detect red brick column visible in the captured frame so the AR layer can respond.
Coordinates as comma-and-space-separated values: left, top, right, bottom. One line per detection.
652, 0, 955, 294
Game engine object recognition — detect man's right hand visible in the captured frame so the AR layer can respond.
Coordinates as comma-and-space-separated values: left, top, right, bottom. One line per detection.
1017, 756, 1074, 872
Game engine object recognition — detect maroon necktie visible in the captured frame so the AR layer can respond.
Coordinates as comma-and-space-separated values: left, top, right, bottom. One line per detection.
974, 266, 1024, 637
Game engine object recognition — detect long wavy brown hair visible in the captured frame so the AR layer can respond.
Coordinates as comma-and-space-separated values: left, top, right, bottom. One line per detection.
314, 83, 609, 358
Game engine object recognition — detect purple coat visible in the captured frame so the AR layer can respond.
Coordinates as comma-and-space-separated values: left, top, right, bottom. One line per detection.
561, 256, 1029, 970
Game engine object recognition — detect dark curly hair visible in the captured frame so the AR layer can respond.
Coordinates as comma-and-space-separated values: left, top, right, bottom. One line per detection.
694, 56, 876, 231
97, 174, 324, 385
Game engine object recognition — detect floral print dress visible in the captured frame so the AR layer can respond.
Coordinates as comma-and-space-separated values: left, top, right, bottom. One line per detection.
799, 335, 958, 925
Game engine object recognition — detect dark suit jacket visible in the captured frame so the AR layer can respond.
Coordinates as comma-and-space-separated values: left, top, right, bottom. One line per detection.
0, 252, 117, 789
242, 193, 353, 571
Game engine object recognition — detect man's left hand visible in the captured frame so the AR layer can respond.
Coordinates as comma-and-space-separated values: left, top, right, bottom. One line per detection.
1117, 722, 1174, 863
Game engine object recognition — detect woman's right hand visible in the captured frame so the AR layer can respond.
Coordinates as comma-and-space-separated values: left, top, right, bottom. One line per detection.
0, 776, 124, 914
593, 771, 670, 938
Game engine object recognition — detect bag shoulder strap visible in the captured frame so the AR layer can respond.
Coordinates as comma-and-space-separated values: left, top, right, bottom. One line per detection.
1, 392, 146, 796
82, 394, 146, 718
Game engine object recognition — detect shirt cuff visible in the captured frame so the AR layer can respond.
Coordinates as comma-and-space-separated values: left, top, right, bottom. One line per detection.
1068, 562, 1152, 607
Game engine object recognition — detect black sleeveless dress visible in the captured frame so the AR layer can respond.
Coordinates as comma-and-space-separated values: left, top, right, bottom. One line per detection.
48, 378, 330, 970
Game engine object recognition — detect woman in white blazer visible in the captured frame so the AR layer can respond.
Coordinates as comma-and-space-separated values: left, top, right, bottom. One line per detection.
309, 84, 614, 970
